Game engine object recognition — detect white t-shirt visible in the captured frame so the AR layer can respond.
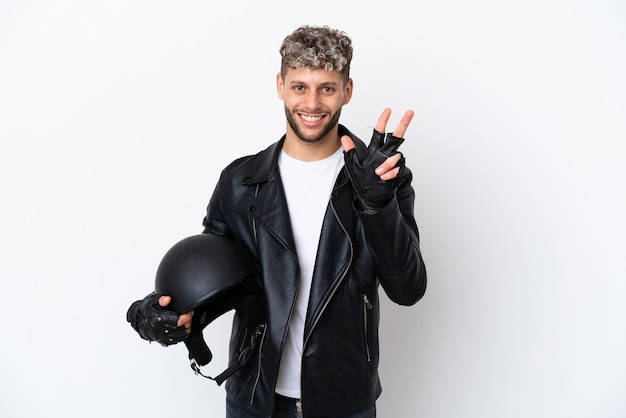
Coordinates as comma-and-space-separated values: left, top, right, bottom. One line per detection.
275, 146, 345, 399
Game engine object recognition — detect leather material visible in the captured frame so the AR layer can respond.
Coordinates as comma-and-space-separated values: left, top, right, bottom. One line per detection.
201, 124, 426, 417
343, 128, 407, 209
127, 292, 188, 346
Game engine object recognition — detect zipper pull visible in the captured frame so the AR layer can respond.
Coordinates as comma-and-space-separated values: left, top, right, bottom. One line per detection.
363, 294, 373, 309
296, 400, 303, 418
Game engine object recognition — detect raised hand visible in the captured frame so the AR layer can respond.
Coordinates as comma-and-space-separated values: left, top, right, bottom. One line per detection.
341, 108, 414, 209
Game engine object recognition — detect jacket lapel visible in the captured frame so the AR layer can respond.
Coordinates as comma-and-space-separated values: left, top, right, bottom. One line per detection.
241, 138, 298, 258
305, 171, 355, 334
242, 132, 360, 334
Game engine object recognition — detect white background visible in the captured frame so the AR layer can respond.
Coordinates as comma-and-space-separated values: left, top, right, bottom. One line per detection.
1, 1, 625, 417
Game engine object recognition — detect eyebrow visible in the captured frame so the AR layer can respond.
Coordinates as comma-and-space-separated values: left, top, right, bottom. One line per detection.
288, 80, 340, 88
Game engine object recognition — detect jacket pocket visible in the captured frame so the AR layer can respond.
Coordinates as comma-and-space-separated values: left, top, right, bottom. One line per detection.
362, 294, 373, 362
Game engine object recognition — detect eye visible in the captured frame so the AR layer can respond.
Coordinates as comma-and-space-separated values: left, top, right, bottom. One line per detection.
322, 86, 335, 93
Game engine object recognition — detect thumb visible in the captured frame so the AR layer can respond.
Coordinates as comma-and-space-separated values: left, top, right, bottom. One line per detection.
340, 135, 355, 152
158, 295, 171, 307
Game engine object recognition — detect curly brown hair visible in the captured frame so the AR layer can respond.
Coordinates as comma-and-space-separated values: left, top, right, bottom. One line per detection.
279, 25, 353, 82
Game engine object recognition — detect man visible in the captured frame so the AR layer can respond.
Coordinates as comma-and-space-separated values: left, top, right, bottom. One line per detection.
130, 25, 426, 417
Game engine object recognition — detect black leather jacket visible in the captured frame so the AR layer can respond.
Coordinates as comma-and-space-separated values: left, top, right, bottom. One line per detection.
202, 125, 426, 417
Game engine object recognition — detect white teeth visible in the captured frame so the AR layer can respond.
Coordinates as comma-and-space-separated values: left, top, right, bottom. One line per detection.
301, 115, 322, 122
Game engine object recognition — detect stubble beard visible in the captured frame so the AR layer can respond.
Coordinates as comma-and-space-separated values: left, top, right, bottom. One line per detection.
284, 106, 342, 144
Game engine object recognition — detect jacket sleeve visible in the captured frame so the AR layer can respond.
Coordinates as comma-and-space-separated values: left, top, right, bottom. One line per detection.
356, 168, 427, 306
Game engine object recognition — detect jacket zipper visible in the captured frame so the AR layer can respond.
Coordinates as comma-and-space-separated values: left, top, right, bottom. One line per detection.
252, 184, 260, 244
250, 323, 267, 405
302, 198, 353, 349
296, 399, 303, 418
250, 184, 262, 404
362, 294, 373, 362
299, 198, 352, 416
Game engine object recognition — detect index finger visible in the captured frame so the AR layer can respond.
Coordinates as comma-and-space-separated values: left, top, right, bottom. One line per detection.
374, 108, 392, 133
392, 110, 414, 138
178, 310, 194, 329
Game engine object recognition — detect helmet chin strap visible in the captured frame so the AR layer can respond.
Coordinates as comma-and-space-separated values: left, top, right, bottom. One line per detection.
185, 324, 265, 386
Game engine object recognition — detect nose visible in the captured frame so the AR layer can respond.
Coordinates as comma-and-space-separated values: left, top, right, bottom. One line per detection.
303, 90, 322, 111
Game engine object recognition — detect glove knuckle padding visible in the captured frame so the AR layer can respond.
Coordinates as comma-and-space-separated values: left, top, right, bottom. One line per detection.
127, 292, 187, 346
380, 133, 405, 155
344, 130, 408, 208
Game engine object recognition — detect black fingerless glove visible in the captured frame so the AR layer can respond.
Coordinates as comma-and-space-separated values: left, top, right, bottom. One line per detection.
126, 291, 188, 347
343, 129, 408, 210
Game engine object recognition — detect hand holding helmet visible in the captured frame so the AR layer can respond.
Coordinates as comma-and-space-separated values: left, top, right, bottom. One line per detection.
127, 233, 264, 386
126, 291, 189, 346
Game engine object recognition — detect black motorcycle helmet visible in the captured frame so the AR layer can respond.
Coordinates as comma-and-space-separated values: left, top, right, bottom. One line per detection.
154, 233, 264, 385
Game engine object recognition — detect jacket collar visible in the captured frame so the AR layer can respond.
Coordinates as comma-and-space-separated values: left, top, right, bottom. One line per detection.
241, 137, 285, 185
242, 124, 360, 189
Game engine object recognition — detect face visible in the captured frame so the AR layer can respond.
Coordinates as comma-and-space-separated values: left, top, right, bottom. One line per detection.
277, 67, 352, 144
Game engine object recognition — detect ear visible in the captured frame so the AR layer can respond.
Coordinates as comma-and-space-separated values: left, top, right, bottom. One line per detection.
343, 78, 353, 105
276, 73, 285, 100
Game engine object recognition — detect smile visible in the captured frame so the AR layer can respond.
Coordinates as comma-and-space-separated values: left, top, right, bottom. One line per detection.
299, 114, 324, 122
